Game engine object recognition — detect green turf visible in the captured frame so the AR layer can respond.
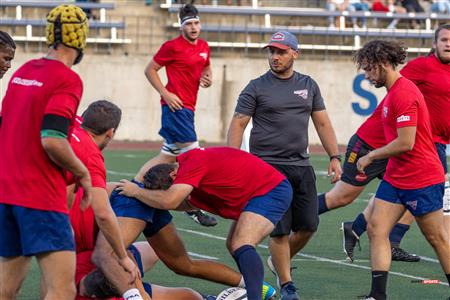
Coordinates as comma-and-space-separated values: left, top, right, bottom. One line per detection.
18, 150, 449, 299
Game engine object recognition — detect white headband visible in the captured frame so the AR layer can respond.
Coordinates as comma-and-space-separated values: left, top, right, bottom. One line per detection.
180, 16, 200, 27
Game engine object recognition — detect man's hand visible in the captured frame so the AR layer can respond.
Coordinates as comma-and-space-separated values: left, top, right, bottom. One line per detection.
116, 179, 140, 198
162, 90, 183, 111
78, 172, 92, 211
356, 154, 373, 174
118, 256, 140, 284
200, 73, 212, 88
328, 158, 343, 184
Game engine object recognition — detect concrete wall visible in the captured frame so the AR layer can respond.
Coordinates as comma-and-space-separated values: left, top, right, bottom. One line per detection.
0, 52, 388, 145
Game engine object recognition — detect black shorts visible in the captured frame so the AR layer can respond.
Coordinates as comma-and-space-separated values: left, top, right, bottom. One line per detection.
340, 134, 388, 186
269, 164, 319, 236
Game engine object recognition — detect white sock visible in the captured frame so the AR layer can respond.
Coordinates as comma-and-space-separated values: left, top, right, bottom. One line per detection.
122, 288, 143, 300
238, 276, 246, 288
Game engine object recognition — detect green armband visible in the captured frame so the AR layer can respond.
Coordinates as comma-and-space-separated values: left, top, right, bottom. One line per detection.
41, 129, 68, 139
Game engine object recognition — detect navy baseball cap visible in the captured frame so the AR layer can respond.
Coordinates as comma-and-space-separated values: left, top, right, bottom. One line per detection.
264, 31, 299, 51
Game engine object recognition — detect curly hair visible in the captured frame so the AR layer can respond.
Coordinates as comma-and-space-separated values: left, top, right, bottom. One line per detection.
0, 31, 15, 49
354, 40, 407, 71
143, 164, 177, 190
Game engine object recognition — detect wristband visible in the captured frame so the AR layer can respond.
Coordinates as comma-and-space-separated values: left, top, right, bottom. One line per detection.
330, 155, 342, 162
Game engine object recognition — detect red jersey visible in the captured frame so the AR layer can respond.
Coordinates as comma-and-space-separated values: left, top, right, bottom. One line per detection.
400, 54, 450, 144
382, 77, 444, 189
153, 35, 210, 111
0, 58, 82, 213
175, 147, 285, 220
356, 99, 386, 149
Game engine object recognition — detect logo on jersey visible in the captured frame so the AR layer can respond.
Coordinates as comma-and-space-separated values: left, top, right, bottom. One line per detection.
406, 200, 418, 210
294, 89, 308, 99
12, 77, 43, 87
199, 52, 208, 60
383, 106, 388, 118
396, 115, 410, 123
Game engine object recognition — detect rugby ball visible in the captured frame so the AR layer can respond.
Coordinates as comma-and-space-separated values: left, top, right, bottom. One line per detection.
216, 287, 247, 300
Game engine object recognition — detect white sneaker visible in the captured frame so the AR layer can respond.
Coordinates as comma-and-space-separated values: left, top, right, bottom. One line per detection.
266, 256, 281, 288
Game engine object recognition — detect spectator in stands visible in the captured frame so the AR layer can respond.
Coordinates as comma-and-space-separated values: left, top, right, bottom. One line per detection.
327, 0, 371, 29
371, 0, 406, 29
431, 0, 450, 14
0, 31, 15, 79
398, 0, 424, 28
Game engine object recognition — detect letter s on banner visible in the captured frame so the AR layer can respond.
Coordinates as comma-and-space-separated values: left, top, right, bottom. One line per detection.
352, 74, 378, 116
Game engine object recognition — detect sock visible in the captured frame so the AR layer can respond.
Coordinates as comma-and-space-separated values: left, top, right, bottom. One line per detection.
122, 288, 143, 300
446, 274, 450, 286
369, 271, 388, 300
388, 223, 410, 248
318, 193, 329, 215
233, 245, 263, 300
238, 276, 245, 288
352, 213, 367, 237
281, 281, 293, 288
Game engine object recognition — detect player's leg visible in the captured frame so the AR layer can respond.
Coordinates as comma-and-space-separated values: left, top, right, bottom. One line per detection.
150, 285, 204, 300
366, 195, 406, 300
0, 204, 33, 299
132, 241, 159, 273
319, 181, 366, 212
37, 251, 77, 300
147, 221, 242, 286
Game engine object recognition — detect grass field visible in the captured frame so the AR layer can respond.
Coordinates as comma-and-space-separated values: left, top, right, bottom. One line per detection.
18, 150, 449, 299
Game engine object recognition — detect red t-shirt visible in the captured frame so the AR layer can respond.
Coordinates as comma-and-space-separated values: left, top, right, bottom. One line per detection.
400, 54, 450, 144
356, 99, 386, 149
153, 35, 210, 111
382, 77, 444, 189
372, 1, 389, 12
0, 58, 82, 213
175, 147, 285, 220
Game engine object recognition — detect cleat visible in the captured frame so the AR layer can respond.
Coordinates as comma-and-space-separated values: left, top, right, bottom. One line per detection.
391, 247, 420, 262
262, 281, 276, 300
358, 296, 376, 300
341, 221, 361, 263
185, 210, 218, 227
280, 282, 300, 300
203, 296, 216, 300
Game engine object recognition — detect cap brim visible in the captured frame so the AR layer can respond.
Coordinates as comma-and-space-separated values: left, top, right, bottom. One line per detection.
263, 42, 290, 50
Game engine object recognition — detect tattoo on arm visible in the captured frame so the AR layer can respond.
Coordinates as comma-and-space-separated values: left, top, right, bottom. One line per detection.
233, 112, 250, 119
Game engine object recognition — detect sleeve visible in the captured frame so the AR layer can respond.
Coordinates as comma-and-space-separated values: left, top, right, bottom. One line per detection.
311, 78, 326, 112
87, 154, 107, 189
44, 73, 83, 120
153, 41, 174, 67
400, 57, 426, 85
174, 156, 206, 188
392, 92, 418, 129
234, 80, 257, 117
205, 42, 211, 67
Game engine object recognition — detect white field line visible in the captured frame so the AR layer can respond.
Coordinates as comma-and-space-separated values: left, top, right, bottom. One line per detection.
107, 170, 135, 177
187, 252, 218, 260
178, 228, 447, 286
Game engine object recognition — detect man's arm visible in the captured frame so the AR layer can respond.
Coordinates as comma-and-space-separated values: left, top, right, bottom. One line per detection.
115, 179, 193, 210
227, 112, 252, 149
311, 110, 342, 183
200, 65, 212, 88
42, 137, 92, 209
357, 126, 416, 173
144, 59, 183, 111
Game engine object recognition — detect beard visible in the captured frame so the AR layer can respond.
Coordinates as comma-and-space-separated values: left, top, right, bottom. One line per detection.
436, 50, 450, 65
269, 59, 294, 75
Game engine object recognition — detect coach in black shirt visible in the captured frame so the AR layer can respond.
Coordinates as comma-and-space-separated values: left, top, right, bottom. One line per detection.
227, 31, 342, 300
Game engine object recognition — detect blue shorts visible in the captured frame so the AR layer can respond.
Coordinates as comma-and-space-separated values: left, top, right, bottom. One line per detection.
243, 179, 293, 225
0, 204, 75, 257
159, 105, 197, 144
110, 183, 173, 237
375, 180, 444, 216
435, 142, 448, 174
126, 245, 153, 297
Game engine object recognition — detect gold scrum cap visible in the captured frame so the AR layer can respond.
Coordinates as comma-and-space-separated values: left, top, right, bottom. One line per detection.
46, 4, 89, 51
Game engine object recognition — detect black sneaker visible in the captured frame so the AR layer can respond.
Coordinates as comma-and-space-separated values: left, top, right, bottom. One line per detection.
391, 247, 420, 262
280, 282, 300, 300
341, 221, 361, 263
185, 210, 218, 227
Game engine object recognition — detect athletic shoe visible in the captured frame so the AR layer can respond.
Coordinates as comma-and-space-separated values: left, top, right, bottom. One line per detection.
185, 210, 218, 227
280, 282, 300, 300
203, 296, 216, 300
391, 247, 420, 262
262, 281, 276, 300
341, 221, 361, 263
358, 296, 376, 300
267, 256, 297, 288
